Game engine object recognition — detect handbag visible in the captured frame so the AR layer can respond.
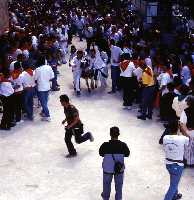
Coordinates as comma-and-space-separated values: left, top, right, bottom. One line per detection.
112, 154, 124, 174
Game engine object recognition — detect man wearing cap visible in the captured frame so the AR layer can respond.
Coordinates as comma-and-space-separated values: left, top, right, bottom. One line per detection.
99, 127, 130, 200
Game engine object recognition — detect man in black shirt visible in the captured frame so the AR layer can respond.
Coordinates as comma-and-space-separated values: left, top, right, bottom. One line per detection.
99, 127, 130, 200
60, 94, 94, 158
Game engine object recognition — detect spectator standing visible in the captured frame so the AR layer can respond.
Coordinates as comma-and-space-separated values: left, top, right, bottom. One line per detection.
99, 127, 130, 200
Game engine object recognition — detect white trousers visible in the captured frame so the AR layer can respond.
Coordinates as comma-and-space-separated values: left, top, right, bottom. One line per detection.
73, 70, 81, 92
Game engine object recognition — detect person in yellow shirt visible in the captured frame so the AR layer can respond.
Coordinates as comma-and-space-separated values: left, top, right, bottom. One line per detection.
137, 64, 155, 120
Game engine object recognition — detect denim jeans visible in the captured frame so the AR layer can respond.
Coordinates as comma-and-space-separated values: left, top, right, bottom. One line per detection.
38, 91, 50, 117
102, 172, 124, 200
111, 66, 121, 92
164, 164, 184, 200
141, 86, 155, 117
24, 89, 34, 120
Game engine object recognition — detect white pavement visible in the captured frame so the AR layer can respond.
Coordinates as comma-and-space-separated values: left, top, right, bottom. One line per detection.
0, 42, 194, 200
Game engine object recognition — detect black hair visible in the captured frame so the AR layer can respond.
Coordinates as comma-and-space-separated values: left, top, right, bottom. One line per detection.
168, 120, 179, 134
14, 61, 22, 70
36, 55, 46, 67
167, 82, 174, 92
110, 126, 120, 138
60, 94, 69, 103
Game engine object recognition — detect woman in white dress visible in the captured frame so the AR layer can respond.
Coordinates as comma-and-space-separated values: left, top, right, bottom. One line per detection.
180, 96, 194, 166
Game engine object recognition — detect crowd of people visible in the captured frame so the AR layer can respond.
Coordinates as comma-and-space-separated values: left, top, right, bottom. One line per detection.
0, 0, 194, 199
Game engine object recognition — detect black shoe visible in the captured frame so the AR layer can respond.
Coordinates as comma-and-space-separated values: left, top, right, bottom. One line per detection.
88, 88, 91, 93
137, 115, 146, 120
52, 87, 60, 91
10, 123, 16, 127
146, 115, 152, 120
0, 126, 11, 131
76, 91, 81, 96
108, 90, 116, 94
65, 153, 77, 158
88, 132, 94, 142
173, 193, 182, 200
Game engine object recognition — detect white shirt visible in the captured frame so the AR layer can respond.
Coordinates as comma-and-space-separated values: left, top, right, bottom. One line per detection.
90, 56, 106, 70
133, 67, 143, 81
9, 61, 17, 72
0, 82, 14, 97
163, 135, 189, 166
111, 45, 123, 67
70, 56, 82, 72
120, 61, 136, 77
10, 75, 24, 93
35, 65, 54, 91
172, 96, 188, 118
21, 71, 36, 88
157, 72, 172, 95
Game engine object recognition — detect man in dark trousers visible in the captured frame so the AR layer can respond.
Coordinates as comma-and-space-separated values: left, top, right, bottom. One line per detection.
99, 127, 130, 200
60, 94, 94, 158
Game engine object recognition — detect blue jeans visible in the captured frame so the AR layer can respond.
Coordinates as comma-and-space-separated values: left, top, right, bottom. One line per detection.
164, 164, 184, 200
24, 89, 34, 120
102, 172, 124, 200
111, 66, 121, 92
38, 91, 50, 117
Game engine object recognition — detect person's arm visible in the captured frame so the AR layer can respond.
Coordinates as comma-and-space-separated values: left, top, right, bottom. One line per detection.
123, 143, 130, 157
62, 119, 67, 125
99, 143, 106, 157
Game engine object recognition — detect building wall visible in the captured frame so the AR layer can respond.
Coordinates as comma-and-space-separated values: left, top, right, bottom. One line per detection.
0, 0, 9, 35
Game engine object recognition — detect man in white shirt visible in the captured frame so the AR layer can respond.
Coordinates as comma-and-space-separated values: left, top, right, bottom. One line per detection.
35, 56, 54, 121
0, 71, 14, 130
70, 50, 84, 96
163, 121, 189, 200
120, 54, 136, 109
22, 61, 36, 121
108, 39, 123, 94
11, 63, 24, 124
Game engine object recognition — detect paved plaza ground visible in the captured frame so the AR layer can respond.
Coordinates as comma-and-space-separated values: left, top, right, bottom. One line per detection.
0, 39, 194, 200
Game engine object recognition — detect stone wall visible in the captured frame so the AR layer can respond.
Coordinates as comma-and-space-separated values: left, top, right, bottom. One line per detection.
0, 0, 9, 35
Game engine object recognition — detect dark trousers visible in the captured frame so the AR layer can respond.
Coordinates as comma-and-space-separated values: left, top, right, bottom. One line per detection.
51, 66, 58, 89
64, 124, 90, 155
141, 86, 155, 117
121, 76, 134, 106
13, 92, 23, 122
0, 95, 14, 128
111, 66, 121, 92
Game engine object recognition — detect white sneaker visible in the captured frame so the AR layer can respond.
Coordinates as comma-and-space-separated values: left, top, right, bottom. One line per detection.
16, 120, 24, 125
41, 117, 51, 122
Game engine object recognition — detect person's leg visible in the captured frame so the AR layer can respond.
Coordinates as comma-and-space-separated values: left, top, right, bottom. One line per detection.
102, 173, 113, 200
64, 129, 77, 155
114, 173, 124, 200
0, 96, 9, 128
116, 67, 121, 90
73, 125, 92, 143
73, 71, 81, 92
110, 66, 117, 92
38, 91, 50, 117
164, 164, 184, 200
15, 93, 22, 122
141, 88, 147, 118
51, 67, 58, 90
147, 86, 155, 119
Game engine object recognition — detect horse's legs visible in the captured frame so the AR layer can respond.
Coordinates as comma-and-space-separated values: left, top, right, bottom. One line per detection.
90, 78, 94, 90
